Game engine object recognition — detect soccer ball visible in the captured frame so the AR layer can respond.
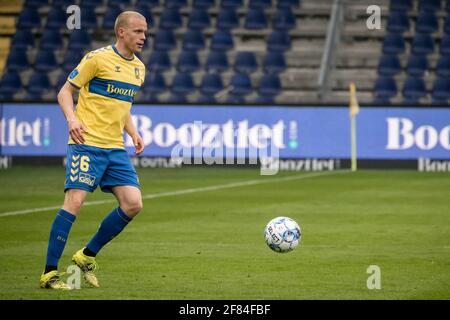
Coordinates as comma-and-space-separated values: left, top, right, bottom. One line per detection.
264, 216, 301, 253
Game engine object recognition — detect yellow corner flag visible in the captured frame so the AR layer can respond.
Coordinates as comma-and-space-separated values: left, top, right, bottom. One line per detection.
349, 82, 359, 171
349, 82, 360, 118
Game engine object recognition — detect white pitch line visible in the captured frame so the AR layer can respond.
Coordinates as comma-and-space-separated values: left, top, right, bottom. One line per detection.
0, 170, 347, 218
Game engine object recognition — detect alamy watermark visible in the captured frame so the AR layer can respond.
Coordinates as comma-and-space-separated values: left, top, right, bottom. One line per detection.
167, 120, 282, 175
366, 5, 381, 30
66, 5, 81, 30
66, 265, 81, 289
366, 265, 381, 290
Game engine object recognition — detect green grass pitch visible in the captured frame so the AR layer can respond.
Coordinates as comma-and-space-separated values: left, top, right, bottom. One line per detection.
0, 166, 449, 300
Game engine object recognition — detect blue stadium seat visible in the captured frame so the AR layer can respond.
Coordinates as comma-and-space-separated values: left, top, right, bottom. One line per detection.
17, 8, 41, 29
230, 73, 252, 95
147, 50, 171, 72
206, 51, 229, 73
258, 74, 281, 97
165, 0, 187, 8
46, 7, 67, 29
35, 50, 59, 72
418, 0, 441, 12
402, 77, 427, 101
103, 7, 122, 29
134, 5, 153, 27
177, 51, 201, 73
63, 50, 84, 72
188, 9, 211, 30
382, 33, 406, 54
244, 9, 268, 29
277, 0, 300, 9
436, 56, 450, 78
53, 0, 76, 6
406, 54, 428, 76
159, 9, 183, 29
12, 30, 35, 50
171, 73, 195, 94
390, 0, 412, 11
68, 29, 91, 50
168, 93, 189, 103
144, 73, 167, 95
79, 0, 104, 8
0, 72, 22, 96
193, 0, 215, 9
415, 11, 438, 34
249, 0, 272, 9
221, 0, 243, 8
182, 30, 205, 51
81, 8, 98, 29
134, 0, 160, 8
273, 8, 296, 31
263, 52, 286, 74
432, 77, 450, 102
234, 51, 258, 74
40, 29, 63, 50
108, 0, 132, 8
444, 15, 450, 34
226, 93, 246, 103
216, 9, 239, 30
387, 11, 410, 33
377, 54, 402, 76
200, 73, 224, 96
28, 72, 50, 94
25, 0, 49, 7
267, 31, 291, 51
6, 49, 29, 71
210, 31, 234, 51
411, 33, 435, 55
441, 35, 450, 55
255, 94, 275, 103
56, 72, 68, 90
138, 92, 160, 103
25, 92, 44, 101
373, 76, 398, 102
153, 30, 177, 51
197, 94, 217, 103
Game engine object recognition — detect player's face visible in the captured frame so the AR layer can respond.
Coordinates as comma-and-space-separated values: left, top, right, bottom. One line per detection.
123, 17, 147, 53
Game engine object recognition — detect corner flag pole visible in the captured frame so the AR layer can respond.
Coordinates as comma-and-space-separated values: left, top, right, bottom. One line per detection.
349, 82, 359, 172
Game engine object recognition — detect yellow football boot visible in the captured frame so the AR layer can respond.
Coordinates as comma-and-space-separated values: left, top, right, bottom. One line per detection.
72, 248, 99, 288
39, 271, 72, 290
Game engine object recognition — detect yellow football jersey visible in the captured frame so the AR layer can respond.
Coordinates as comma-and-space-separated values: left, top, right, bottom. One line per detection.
67, 44, 145, 149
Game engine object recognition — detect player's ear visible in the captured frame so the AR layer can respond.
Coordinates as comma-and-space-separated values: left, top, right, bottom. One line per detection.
117, 27, 125, 38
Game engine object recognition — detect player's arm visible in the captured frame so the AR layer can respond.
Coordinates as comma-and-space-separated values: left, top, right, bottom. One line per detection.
57, 81, 88, 144
124, 113, 144, 155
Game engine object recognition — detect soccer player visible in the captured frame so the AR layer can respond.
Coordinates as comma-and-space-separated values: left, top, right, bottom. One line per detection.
39, 11, 147, 290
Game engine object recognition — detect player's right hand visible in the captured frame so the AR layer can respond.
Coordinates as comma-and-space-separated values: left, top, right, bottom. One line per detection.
68, 118, 88, 144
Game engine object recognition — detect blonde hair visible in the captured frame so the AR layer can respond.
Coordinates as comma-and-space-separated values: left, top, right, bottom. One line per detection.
114, 11, 146, 36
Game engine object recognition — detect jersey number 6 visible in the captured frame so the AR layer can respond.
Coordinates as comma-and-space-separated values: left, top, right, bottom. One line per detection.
80, 155, 90, 172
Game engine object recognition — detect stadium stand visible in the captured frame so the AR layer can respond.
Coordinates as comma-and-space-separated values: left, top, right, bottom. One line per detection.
0, 0, 449, 105
370, 0, 450, 104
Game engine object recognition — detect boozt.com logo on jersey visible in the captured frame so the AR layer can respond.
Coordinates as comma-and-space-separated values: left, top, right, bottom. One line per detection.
0, 117, 50, 147
106, 84, 137, 98
89, 78, 140, 102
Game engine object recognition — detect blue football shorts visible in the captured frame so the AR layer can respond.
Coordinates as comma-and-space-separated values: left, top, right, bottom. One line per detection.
64, 144, 140, 193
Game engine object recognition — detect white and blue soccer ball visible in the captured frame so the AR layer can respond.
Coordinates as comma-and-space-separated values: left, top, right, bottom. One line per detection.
264, 217, 301, 253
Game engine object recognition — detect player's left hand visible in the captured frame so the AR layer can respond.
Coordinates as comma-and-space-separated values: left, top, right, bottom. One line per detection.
132, 133, 144, 156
